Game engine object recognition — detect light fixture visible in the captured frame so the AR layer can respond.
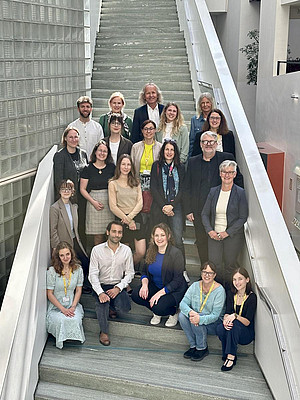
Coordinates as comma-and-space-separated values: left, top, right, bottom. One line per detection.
291, 94, 299, 100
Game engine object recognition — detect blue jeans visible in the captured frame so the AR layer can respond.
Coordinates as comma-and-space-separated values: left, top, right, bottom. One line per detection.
179, 312, 221, 350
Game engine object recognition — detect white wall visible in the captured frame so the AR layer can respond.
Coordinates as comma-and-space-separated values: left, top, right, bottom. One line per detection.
212, 0, 260, 132
255, 0, 300, 250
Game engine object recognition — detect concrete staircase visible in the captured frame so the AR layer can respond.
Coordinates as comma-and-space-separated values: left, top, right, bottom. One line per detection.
91, 0, 195, 126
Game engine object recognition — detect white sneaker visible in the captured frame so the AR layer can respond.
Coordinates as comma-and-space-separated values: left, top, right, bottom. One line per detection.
165, 311, 179, 327
150, 313, 161, 325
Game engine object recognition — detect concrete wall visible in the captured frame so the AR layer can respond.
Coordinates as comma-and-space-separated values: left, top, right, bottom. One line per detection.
255, 0, 300, 250
212, 0, 260, 132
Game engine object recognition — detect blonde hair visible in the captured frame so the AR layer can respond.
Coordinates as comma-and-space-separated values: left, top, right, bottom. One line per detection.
158, 102, 185, 136
77, 96, 93, 107
108, 92, 125, 108
61, 126, 80, 147
196, 93, 214, 118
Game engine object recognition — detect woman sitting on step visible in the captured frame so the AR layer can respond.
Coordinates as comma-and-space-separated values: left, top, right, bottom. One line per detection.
217, 267, 257, 371
131, 223, 187, 327
46, 241, 85, 349
179, 261, 225, 361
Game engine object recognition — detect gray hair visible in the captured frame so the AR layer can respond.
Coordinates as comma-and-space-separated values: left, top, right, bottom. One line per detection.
197, 92, 215, 117
200, 131, 218, 141
139, 83, 163, 105
219, 160, 237, 172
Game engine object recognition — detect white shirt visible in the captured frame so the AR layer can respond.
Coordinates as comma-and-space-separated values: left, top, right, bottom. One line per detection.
109, 140, 120, 165
147, 104, 160, 128
88, 241, 134, 295
68, 118, 104, 160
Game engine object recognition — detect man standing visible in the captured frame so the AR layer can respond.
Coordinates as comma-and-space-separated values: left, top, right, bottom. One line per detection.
185, 131, 243, 264
88, 221, 135, 346
131, 83, 164, 143
68, 96, 103, 159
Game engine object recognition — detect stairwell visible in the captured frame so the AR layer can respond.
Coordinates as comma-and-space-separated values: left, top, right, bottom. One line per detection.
35, 1, 273, 399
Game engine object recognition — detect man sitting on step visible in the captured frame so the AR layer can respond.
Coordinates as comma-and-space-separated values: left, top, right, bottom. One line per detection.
88, 221, 135, 346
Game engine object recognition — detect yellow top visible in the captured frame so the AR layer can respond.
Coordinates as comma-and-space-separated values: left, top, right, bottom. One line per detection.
140, 143, 154, 173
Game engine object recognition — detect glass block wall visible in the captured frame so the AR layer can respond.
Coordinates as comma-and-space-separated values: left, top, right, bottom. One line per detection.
0, 0, 91, 305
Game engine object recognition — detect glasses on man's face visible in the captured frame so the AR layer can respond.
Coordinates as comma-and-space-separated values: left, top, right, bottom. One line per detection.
209, 116, 221, 121
221, 170, 235, 176
201, 271, 215, 276
143, 127, 155, 132
201, 140, 216, 146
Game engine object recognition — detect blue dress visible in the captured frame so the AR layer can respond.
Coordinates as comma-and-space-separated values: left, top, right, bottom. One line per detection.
46, 266, 85, 349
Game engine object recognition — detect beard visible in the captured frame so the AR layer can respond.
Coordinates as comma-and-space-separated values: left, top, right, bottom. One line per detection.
79, 110, 90, 119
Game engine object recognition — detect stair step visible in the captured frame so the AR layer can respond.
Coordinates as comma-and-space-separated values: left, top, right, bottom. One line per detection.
94, 48, 187, 56
92, 63, 189, 72
91, 81, 191, 91
91, 72, 192, 83
96, 32, 185, 40
100, 20, 179, 28
96, 40, 186, 49
37, 331, 271, 400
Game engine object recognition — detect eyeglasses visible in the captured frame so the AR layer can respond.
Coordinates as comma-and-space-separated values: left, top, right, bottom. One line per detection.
201, 271, 215, 276
98, 150, 108, 154
209, 116, 221, 121
201, 140, 216, 146
221, 170, 235, 175
60, 188, 72, 193
143, 127, 155, 132
111, 121, 121, 126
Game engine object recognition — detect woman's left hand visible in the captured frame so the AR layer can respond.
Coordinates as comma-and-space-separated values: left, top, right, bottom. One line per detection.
149, 291, 164, 308
189, 310, 200, 325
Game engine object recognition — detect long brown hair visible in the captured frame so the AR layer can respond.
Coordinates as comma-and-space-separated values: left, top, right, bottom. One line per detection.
52, 241, 79, 276
145, 223, 175, 265
158, 102, 185, 136
231, 267, 252, 294
202, 108, 229, 135
109, 154, 139, 188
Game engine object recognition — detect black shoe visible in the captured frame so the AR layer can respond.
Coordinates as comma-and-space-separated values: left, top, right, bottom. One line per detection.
191, 347, 209, 361
222, 355, 237, 363
183, 347, 196, 359
221, 357, 236, 371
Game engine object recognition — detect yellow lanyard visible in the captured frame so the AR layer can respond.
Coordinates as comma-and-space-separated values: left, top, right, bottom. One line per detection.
62, 271, 72, 296
199, 281, 215, 313
234, 293, 247, 316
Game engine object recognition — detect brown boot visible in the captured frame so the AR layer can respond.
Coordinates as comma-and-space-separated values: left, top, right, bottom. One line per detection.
99, 332, 110, 346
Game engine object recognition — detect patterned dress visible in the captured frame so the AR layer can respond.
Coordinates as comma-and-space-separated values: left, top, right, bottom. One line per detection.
46, 266, 85, 349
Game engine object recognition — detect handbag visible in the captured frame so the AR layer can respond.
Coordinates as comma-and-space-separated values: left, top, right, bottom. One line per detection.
142, 190, 153, 213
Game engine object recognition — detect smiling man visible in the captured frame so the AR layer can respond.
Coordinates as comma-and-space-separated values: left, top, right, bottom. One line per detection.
131, 83, 164, 143
185, 131, 243, 264
88, 221, 135, 346
68, 96, 103, 159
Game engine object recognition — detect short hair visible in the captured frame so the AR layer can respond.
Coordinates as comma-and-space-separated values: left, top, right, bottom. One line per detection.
90, 140, 114, 164
77, 96, 93, 107
202, 108, 229, 135
58, 179, 75, 195
196, 93, 214, 117
158, 139, 181, 167
219, 160, 237, 172
139, 83, 163, 105
200, 261, 217, 274
106, 220, 123, 232
108, 113, 124, 129
200, 131, 217, 142
231, 267, 252, 294
108, 92, 125, 108
61, 126, 80, 147
141, 119, 156, 130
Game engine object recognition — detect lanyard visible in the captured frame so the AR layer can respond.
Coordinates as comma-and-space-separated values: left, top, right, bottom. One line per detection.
234, 293, 247, 316
200, 281, 215, 313
62, 270, 72, 296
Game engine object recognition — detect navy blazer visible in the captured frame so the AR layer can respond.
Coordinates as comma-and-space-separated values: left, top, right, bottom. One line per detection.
184, 151, 244, 216
192, 130, 236, 157
143, 244, 187, 305
131, 103, 164, 143
201, 184, 248, 237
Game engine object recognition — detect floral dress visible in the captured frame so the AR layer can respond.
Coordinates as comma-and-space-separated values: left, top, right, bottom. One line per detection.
46, 266, 85, 349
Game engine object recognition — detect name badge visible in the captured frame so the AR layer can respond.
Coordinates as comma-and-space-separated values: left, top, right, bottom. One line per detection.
62, 296, 70, 303
143, 170, 150, 175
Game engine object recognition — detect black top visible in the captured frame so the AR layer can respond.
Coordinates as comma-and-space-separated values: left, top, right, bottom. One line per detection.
81, 162, 115, 192
226, 291, 257, 328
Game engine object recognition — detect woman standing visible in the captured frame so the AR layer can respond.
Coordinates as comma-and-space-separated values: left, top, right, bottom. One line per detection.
217, 267, 257, 371
189, 93, 214, 158
156, 102, 189, 164
179, 262, 225, 361
80, 140, 115, 245
53, 127, 88, 198
192, 109, 235, 157
150, 140, 185, 260
104, 114, 132, 165
50, 179, 89, 278
201, 160, 248, 286
131, 223, 187, 327
99, 92, 132, 139
108, 154, 146, 265
46, 241, 85, 349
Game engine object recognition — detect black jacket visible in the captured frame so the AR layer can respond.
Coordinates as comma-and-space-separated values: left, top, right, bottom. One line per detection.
131, 103, 164, 143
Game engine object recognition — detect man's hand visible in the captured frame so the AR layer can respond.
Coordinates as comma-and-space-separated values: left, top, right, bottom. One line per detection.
99, 293, 110, 303
106, 287, 121, 299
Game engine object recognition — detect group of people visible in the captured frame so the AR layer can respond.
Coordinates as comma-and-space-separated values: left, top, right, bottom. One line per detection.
46, 84, 256, 372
